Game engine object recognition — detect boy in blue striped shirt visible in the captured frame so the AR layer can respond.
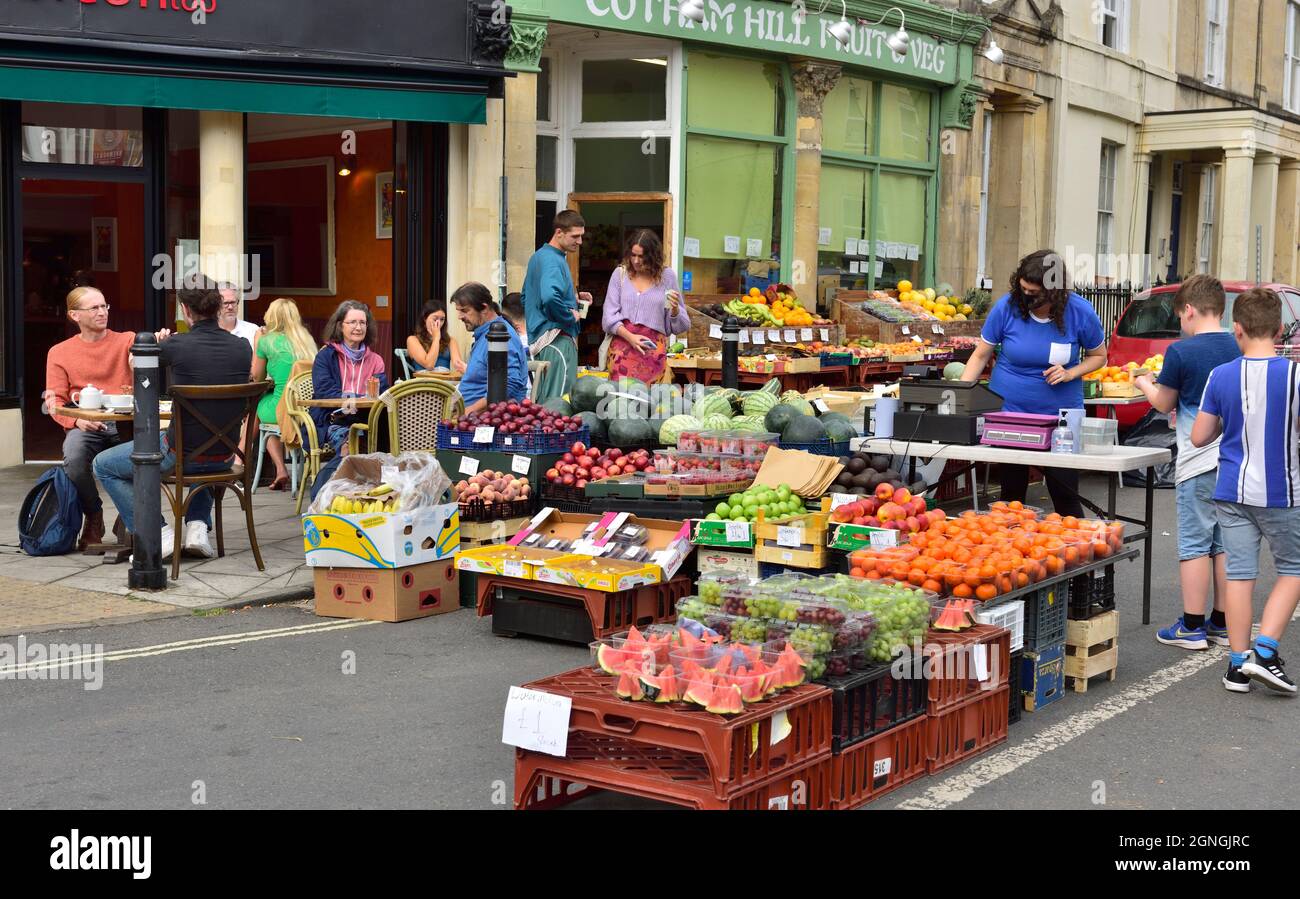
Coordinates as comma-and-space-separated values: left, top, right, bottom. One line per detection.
1193, 288, 1300, 694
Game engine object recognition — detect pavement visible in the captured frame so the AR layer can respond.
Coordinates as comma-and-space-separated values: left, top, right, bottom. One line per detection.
1, 472, 1296, 810
0, 463, 314, 621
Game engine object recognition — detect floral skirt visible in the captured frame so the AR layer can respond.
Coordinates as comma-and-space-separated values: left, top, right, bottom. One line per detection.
607, 322, 669, 384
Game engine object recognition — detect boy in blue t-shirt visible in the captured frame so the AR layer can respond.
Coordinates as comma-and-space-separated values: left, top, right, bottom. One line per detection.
1192, 288, 1300, 694
1134, 276, 1240, 650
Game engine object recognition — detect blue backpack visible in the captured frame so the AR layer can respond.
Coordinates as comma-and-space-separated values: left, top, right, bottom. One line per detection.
19, 467, 84, 556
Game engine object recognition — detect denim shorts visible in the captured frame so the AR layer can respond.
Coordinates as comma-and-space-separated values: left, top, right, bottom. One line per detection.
1175, 470, 1224, 561
1214, 501, 1300, 580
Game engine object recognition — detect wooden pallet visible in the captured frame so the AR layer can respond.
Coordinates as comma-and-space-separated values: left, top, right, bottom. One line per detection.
1065, 610, 1118, 693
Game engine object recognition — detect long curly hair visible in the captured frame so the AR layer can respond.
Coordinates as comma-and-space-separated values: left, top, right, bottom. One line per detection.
623, 229, 666, 283
413, 299, 450, 353
1009, 249, 1070, 334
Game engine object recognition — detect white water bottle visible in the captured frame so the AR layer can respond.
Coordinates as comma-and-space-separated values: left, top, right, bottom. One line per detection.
1051, 416, 1075, 454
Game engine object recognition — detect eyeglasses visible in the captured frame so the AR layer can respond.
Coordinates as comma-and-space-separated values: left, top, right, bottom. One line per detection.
76, 304, 110, 314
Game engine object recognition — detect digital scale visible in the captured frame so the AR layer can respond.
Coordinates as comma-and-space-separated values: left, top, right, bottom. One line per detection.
979, 412, 1059, 451
889, 375, 1005, 446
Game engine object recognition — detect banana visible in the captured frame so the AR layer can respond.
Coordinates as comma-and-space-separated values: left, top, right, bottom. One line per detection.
367, 483, 394, 497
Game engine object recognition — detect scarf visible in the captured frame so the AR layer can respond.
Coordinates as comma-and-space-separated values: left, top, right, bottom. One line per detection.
331, 341, 383, 396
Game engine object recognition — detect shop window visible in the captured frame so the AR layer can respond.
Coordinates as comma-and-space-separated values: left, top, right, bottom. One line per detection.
581, 58, 667, 122
687, 52, 784, 138
535, 200, 558, 252
247, 158, 336, 294
573, 138, 669, 192
823, 75, 874, 157
537, 56, 553, 122
878, 84, 931, 163
21, 102, 143, 167
537, 135, 558, 193
875, 172, 927, 289
683, 136, 781, 293
817, 164, 871, 291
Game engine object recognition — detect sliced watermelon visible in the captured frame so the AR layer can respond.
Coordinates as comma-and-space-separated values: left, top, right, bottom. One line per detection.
655, 665, 680, 703
705, 683, 745, 715
616, 671, 645, 701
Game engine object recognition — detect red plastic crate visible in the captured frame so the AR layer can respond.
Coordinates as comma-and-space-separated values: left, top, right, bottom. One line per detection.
830, 714, 929, 810
523, 666, 834, 795
476, 574, 688, 639
926, 685, 1010, 775
514, 733, 833, 810
923, 624, 1012, 714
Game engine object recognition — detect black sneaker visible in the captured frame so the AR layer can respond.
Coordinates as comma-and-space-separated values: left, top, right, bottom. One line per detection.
1240, 652, 1298, 694
1222, 664, 1252, 694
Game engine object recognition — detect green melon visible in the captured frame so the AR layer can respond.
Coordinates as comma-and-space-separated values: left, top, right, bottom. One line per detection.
660, 414, 702, 446
702, 413, 733, 431
693, 393, 733, 420
818, 412, 851, 426
579, 410, 608, 444
743, 391, 780, 418
764, 403, 803, 434
730, 415, 766, 433
542, 397, 573, 417
823, 418, 857, 443
571, 376, 612, 413
608, 416, 655, 449
944, 362, 966, 381
760, 377, 783, 396
780, 392, 814, 417
782, 415, 828, 444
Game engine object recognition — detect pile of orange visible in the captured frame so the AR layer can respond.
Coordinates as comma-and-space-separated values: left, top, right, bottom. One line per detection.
847, 507, 1126, 601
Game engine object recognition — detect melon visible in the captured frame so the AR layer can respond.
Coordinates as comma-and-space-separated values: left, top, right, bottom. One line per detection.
764, 403, 804, 434
823, 418, 857, 443
818, 412, 852, 426
943, 362, 966, 381
609, 377, 650, 419
760, 377, 783, 396
701, 413, 733, 431
659, 414, 702, 446
615, 670, 645, 701
734, 668, 766, 704
780, 392, 814, 416
705, 683, 745, 715
682, 676, 714, 707
571, 376, 612, 413
578, 410, 607, 444
608, 416, 655, 448
542, 397, 573, 417
653, 665, 680, 703
782, 414, 828, 444
595, 643, 626, 675
743, 390, 780, 418
693, 392, 733, 420
730, 415, 766, 433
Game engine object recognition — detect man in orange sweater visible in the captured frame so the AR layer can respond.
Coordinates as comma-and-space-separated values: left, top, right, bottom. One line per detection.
45, 287, 135, 550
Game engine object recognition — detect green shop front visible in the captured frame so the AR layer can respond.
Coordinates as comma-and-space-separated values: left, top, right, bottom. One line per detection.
507, 0, 987, 361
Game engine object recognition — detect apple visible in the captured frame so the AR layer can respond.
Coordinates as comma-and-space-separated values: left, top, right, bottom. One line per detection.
861, 498, 879, 516
875, 483, 894, 501
562, 452, 576, 465
865, 516, 881, 528
905, 516, 919, 533
852, 516, 868, 526
893, 488, 912, 505
916, 512, 931, 531
885, 520, 904, 530
576, 479, 588, 489
562, 474, 575, 486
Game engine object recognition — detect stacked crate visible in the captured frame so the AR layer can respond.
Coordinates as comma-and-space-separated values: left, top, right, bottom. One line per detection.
1067, 567, 1119, 694
1019, 582, 1067, 712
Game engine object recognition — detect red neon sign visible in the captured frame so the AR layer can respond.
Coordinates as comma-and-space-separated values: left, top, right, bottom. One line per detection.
76, 0, 219, 13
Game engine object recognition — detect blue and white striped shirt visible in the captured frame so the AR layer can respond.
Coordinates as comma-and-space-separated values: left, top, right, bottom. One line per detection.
1201, 356, 1300, 507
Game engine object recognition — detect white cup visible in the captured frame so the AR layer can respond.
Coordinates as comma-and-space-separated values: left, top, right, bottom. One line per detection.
104, 394, 133, 408
72, 385, 103, 409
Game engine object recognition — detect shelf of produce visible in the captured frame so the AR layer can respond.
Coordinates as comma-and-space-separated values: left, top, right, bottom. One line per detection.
830, 714, 928, 810
521, 666, 834, 795
477, 576, 689, 641
694, 367, 852, 392
514, 734, 833, 810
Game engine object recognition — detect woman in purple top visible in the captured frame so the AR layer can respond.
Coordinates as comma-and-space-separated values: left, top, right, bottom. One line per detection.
603, 229, 689, 384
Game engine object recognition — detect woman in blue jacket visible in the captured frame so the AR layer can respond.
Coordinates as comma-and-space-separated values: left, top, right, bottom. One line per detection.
310, 300, 388, 452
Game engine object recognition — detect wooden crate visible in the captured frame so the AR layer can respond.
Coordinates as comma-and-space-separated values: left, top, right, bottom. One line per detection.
1064, 610, 1118, 694
833, 293, 984, 344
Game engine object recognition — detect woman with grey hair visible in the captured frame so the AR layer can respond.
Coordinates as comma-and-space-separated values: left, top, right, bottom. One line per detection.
309, 299, 387, 452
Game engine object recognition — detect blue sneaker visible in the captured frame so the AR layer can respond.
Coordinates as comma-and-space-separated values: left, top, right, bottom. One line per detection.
1156, 617, 1209, 650
1203, 620, 1230, 647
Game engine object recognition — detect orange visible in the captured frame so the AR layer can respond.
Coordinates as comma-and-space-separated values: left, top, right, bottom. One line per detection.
975, 583, 998, 601
996, 574, 1013, 594
944, 571, 965, 588
890, 564, 911, 581
1093, 541, 1112, 558
866, 570, 883, 580
1009, 501, 1024, 511
850, 567, 866, 579
1015, 571, 1030, 588
1062, 516, 1080, 530
908, 569, 927, 587
1029, 546, 1047, 561
1045, 555, 1064, 576
952, 583, 974, 599
1064, 546, 1080, 566
978, 564, 998, 580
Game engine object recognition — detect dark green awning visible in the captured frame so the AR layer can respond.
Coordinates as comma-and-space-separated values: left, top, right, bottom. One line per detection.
0, 64, 486, 123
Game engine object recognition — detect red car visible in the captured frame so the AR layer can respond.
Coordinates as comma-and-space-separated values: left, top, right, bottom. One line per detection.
1107, 281, 1300, 428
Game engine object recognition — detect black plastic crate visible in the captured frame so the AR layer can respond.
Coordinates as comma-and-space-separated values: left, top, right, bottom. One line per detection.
459, 569, 478, 609
778, 439, 851, 457
491, 593, 594, 643
1008, 649, 1023, 725
826, 664, 928, 753
457, 496, 535, 522
589, 496, 714, 519
1023, 581, 1068, 651
1069, 566, 1117, 620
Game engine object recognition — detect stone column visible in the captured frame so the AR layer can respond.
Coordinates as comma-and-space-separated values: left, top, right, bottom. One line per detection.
1250, 152, 1281, 283
790, 59, 840, 310
504, 14, 549, 293
198, 111, 245, 306
1218, 147, 1256, 281
1275, 159, 1300, 285
987, 95, 1044, 289
454, 100, 506, 356
1131, 152, 1153, 285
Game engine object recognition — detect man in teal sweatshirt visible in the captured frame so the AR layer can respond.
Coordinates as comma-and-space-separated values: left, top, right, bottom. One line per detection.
523, 209, 591, 402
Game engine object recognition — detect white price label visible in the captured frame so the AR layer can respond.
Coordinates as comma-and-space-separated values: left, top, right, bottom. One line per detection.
868, 529, 898, 549
872, 757, 893, 778
932, 324, 944, 335
912, 335, 924, 344
709, 324, 722, 339
503, 559, 525, 579
765, 354, 778, 362
767, 329, 781, 342
777, 525, 802, 548
746, 238, 764, 257
724, 520, 751, 543
739, 330, 749, 344
971, 645, 990, 682
817, 227, 832, 247
830, 493, 858, 510
512, 455, 531, 475
800, 328, 814, 341
814, 399, 830, 413
901, 326, 910, 336
781, 551, 794, 562
784, 329, 797, 343
458, 456, 480, 476
473, 426, 495, 444
724, 235, 741, 254
820, 329, 830, 342
752, 331, 765, 345
502, 686, 572, 757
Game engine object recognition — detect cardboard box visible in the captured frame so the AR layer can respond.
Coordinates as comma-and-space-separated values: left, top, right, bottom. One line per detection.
690, 518, 756, 549
754, 541, 828, 569
303, 503, 460, 569
584, 474, 645, 500
695, 547, 760, 581
455, 545, 571, 578
534, 554, 663, 593
643, 476, 752, 498
509, 508, 693, 587
461, 515, 533, 543
313, 559, 460, 622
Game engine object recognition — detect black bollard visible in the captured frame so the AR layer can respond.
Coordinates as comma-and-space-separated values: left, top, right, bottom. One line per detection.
128, 332, 166, 589
487, 319, 510, 406
722, 315, 739, 390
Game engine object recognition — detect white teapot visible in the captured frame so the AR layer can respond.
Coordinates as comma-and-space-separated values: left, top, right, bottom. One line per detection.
72, 385, 104, 409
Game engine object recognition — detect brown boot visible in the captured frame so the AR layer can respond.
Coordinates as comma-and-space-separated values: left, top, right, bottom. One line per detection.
111, 516, 131, 547
79, 510, 105, 552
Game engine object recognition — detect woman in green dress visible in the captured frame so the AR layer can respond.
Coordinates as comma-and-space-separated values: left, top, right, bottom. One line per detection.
251, 298, 318, 490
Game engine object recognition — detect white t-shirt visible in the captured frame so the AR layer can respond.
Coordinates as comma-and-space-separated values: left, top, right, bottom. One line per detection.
231, 319, 260, 348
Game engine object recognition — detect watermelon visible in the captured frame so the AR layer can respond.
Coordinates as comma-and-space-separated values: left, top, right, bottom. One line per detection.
595, 643, 626, 674
615, 670, 645, 701
705, 683, 745, 715
571, 376, 612, 413
608, 416, 655, 448
609, 377, 650, 419
823, 418, 857, 443
764, 403, 803, 434
701, 413, 732, 431
659, 414, 702, 446
760, 377, 783, 396
743, 390, 780, 418
730, 415, 766, 432
780, 392, 814, 416
542, 397, 573, 417
734, 668, 765, 704
693, 392, 733, 420
682, 676, 714, 707
579, 410, 608, 444
944, 362, 966, 381
818, 411, 851, 426
649, 383, 685, 419
782, 415, 828, 443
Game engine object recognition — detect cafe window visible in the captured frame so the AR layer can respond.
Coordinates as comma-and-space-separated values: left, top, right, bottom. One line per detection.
581, 58, 667, 122
21, 102, 144, 167
683, 51, 790, 294
823, 74, 874, 157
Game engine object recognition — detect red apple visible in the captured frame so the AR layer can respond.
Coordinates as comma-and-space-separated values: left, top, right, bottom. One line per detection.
571, 442, 586, 455
562, 452, 576, 465
562, 473, 575, 486
893, 488, 912, 506
545, 468, 558, 480
865, 516, 881, 528
608, 448, 623, 460
916, 512, 931, 531
875, 483, 894, 501
861, 498, 879, 516
576, 479, 588, 489
905, 516, 919, 533
852, 516, 868, 526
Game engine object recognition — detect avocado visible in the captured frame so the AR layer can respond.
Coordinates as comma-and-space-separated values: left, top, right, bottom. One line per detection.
847, 457, 867, 475
836, 471, 856, 488
870, 455, 890, 473
852, 472, 873, 490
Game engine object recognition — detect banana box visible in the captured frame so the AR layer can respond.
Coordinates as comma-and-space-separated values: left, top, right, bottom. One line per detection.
313, 558, 459, 622
303, 502, 460, 569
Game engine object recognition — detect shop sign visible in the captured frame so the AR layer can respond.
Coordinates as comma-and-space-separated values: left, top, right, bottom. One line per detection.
566, 0, 956, 83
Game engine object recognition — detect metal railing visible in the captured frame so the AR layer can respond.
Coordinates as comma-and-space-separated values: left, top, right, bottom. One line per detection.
1072, 281, 1146, 337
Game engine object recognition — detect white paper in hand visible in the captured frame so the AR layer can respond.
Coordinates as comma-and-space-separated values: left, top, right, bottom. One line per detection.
502, 686, 571, 757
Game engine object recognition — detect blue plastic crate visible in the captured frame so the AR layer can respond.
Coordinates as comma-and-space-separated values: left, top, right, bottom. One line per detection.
1021, 643, 1065, 712
778, 439, 851, 457
437, 424, 589, 455
742, 274, 772, 294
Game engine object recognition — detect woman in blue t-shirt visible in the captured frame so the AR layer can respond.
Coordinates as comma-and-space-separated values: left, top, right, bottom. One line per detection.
960, 250, 1108, 516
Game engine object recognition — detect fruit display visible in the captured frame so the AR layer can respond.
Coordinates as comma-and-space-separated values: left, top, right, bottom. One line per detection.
452, 470, 531, 506
1084, 362, 1142, 384
450, 399, 584, 438
830, 484, 941, 535
704, 483, 806, 524
544, 443, 653, 490
931, 599, 977, 631
327, 482, 403, 515
1138, 353, 1164, 376
855, 291, 935, 324
829, 452, 918, 501
701, 285, 830, 329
